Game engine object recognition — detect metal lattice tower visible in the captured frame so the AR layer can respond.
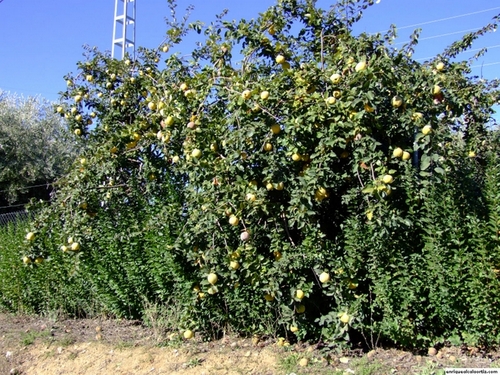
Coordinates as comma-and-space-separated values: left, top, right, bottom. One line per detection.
112, 0, 136, 59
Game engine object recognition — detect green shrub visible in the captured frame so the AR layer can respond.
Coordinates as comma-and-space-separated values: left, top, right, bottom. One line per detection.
10, 0, 500, 349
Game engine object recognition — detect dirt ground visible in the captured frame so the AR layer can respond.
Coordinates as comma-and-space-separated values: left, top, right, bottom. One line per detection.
1, 312, 500, 375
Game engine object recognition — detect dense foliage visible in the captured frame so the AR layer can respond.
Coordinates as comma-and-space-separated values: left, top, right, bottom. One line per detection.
4, 0, 500, 349
0, 92, 78, 211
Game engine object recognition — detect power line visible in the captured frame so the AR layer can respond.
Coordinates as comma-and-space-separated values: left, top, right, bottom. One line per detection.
0, 183, 53, 194
373, 6, 500, 34
0, 203, 28, 209
415, 44, 500, 61
471, 61, 500, 68
394, 27, 482, 45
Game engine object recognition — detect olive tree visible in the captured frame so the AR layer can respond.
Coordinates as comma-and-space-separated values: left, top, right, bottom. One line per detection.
0, 91, 79, 211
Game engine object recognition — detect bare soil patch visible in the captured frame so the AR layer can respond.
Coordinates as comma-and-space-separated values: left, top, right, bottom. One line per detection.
1, 312, 499, 375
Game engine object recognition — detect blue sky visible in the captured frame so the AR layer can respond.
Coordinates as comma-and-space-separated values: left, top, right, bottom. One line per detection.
1, 0, 499, 103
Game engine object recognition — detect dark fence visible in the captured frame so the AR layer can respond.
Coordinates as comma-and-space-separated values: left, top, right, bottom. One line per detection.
0, 210, 33, 226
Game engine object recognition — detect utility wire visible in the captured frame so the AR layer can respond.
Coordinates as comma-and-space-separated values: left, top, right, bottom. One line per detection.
0, 183, 53, 194
0, 203, 31, 209
0, 200, 50, 210
415, 44, 500, 61
394, 27, 483, 45
471, 61, 500, 68
373, 6, 500, 34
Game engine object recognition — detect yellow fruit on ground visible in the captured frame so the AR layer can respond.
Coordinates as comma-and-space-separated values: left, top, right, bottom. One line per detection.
276, 337, 287, 346
391, 95, 403, 108
60, 245, 68, 252
330, 73, 341, 84
402, 151, 411, 161
207, 273, 218, 285
34, 257, 44, 264
26, 232, 35, 241
260, 90, 270, 100
296, 290, 305, 300
22, 256, 31, 264
319, 272, 330, 283
183, 330, 194, 339
468, 151, 476, 158
70, 242, 80, 251
382, 174, 394, 184
296, 304, 306, 314
299, 358, 309, 367
340, 313, 350, 324
422, 125, 432, 135
275, 54, 286, 64
355, 61, 367, 72
393, 147, 403, 158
